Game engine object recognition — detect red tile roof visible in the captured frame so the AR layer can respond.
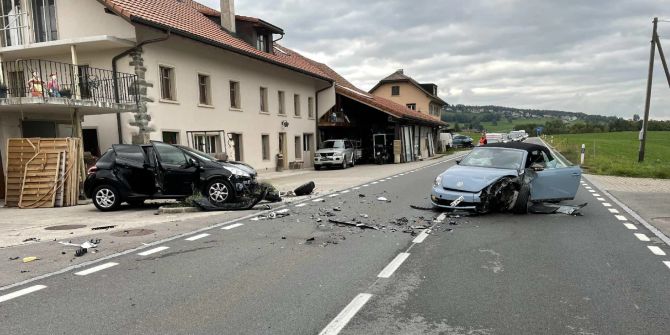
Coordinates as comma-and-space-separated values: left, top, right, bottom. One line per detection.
98, 0, 331, 82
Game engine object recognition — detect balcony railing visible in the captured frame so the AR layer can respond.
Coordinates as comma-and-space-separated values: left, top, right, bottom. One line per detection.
0, 59, 138, 105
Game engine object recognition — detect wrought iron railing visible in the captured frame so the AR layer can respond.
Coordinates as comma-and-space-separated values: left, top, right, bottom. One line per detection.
0, 59, 138, 104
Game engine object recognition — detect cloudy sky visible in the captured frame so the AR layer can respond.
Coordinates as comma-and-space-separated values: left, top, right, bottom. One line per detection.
198, 0, 670, 119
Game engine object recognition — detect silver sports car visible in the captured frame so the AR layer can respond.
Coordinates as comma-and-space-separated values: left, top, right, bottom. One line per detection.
431, 143, 582, 213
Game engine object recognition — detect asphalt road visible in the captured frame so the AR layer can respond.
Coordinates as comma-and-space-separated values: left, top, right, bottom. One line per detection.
1, 155, 669, 335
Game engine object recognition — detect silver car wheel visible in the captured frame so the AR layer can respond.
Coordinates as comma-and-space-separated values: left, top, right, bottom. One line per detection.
95, 188, 116, 208
208, 182, 230, 203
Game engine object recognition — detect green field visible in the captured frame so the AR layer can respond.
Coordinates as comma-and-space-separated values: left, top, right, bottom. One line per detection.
549, 131, 670, 179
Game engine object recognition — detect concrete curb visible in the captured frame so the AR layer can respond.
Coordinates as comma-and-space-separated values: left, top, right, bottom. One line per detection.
158, 206, 201, 214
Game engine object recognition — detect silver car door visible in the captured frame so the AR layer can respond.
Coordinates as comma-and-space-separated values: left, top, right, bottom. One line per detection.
530, 165, 582, 201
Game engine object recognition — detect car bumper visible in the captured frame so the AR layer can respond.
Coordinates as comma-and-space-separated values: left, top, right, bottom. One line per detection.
314, 156, 345, 166
430, 186, 481, 210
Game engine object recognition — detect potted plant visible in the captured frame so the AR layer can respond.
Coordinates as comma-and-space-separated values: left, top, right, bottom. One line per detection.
0, 83, 8, 98
59, 88, 72, 98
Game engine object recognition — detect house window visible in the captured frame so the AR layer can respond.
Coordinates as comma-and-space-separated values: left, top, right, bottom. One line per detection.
230, 81, 241, 109
278, 91, 285, 115
294, 94, 301, 117
159, 66, 175, 101
31, 0, 58, 43
198, 74, 211, 105
257, 33, 267, 52
194, 134, 220, 154
294, 136, 302, 159
407, 103, 416, 110
391, 85, 400, 96
261, 134, 270, 160
308, 97, 314, 118
260, 87, 268, 113
162, 131, 179, 144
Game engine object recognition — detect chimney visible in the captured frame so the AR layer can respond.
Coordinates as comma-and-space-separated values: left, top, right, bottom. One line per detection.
221, 0, 236, 33
396, 69, 404, 74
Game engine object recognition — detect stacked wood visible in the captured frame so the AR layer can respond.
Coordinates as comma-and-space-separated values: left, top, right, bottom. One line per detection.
4, 138, 81, 208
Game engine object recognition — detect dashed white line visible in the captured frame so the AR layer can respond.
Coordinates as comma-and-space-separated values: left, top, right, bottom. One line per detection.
185, 233, 210, 241
624, 223, 638, 230
602, 202, 612, 207
634, 233, 651, 242
412, 230, 431, 243
615, 215, 627, 221
313, 198, 325, 202
362, 184, 369, 187
222, 223, 244, 230
340, 190, 350, 194
608, 208, 620, 214
648, 246, 666, 256
664, 261, 670, 270
353, 187, 361, 190
0, 285, 47, 303
137, 246, 170, 256
588, 190, 596, 193
371, 182, 378, 184
328, 194, 339, 198
585, 186, 592, 189
295, 203, 307, 208
597, 198, 606, 201
593, 193, 601, 196
74, 262, 118, 276
378, 253, 411, 278
318, 293, 373, 335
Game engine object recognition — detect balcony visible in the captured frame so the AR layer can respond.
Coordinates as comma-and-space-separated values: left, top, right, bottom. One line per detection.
0, 59, 138, 115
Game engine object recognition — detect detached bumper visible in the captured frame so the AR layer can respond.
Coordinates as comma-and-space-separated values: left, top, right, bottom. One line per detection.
430, 186, 480, 210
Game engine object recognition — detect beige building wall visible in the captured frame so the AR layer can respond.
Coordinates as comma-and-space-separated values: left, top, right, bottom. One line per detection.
55, 0, 136, 40
84, 33, 332, 172
371, 82, 442, 120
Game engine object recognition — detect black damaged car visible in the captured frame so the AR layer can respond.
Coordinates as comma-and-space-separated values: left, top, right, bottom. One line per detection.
84, 141, 258, 211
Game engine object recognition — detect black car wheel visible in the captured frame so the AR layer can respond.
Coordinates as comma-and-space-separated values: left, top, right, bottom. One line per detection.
341, 158, 347, 169
511, 183, 530, 214
350, 155, 355, 167
314, 165, 321, 170
204, 179, 235, 205
93, 185, 121, 211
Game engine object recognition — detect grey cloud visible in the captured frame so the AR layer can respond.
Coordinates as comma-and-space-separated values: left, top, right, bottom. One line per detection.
198, 0, 670, 119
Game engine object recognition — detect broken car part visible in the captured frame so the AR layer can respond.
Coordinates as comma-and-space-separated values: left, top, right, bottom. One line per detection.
294, 181, 316, 196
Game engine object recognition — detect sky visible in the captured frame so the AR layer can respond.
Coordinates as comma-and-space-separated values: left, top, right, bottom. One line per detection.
197, 0, 670, 119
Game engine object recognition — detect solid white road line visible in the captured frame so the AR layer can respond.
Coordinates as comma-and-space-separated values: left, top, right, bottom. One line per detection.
603, 203, 612, 207
0, 285, 47, 303
624, 223, 638, 230
185, 233, 210, 241
635, 233, 651, 242
295, 203, 307, 208
412, 230, 431, 243
318, 293, 373, 335
222, 223, 244, 230
648, 246, 666, 256
74, 262, 118, 276
615, 215, 627, 221
608, 209, 620, 214
378, 253, 411, 278
664, 261, 670, 270
137, 246, 170, 256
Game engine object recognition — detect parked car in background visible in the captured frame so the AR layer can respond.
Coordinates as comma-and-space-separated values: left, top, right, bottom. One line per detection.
509, 130, 528, 142
430, 142, 581, 213
314, 139, 358, 170
84, 141, 258, 211
485, 133, 505, 144
452, 134, 473, 148
438, 131, 453, 151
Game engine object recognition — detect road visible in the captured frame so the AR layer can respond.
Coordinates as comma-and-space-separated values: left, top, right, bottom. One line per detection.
1, 155, 670, 335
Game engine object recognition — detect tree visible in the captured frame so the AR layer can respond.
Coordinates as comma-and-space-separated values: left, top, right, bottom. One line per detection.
633, 114, 641, 122
454, 123, 461, 132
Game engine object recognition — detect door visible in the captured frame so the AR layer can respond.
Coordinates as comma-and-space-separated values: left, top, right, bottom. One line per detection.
82, 129, 100, 157
152, 141, 198, 196
530, 165, 582, 201
0, 149, 5, 200
278, 132, 287, 168
302, 134, 314, 167
228, 133, 242, 161
111, 145, 154, 195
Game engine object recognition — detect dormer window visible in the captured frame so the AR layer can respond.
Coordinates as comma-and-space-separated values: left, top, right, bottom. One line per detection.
257, 33, 267, 52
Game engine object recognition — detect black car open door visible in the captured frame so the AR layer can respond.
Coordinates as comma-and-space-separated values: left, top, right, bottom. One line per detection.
111, 144, 155, 195
151, 141, 199, 196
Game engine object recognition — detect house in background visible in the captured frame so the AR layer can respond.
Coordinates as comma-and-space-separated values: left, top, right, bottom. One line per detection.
369, 69, 448, 159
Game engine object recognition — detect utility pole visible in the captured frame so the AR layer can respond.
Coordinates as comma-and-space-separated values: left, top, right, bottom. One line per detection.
639, 17, 658, 162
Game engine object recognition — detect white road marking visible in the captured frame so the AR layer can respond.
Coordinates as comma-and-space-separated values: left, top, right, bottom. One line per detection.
371, 182, 378, 184
664, 261, 670, 270
603, 203, 612, 207
185, 233, 210, 241
585, 186, 592, 189
295, 203, 307, 208
318, 293, 373, 335
435, 213, 447, 222
340, 190, 350, 194
378, 253, 411, 278
353, 187, 360, 190
597, 198, 606, 201
648, 246, 666, 256
588, 190, 596, 193
362, 184, 369, 187
608, 208, 620, 214
75, 262, 118, 276
615, 215, 627, 221
635, 233, 651, 242
137, 246, 169, 256
329, 194, 339, 198
222, 223, 244, 230
0, 285, 47, 303
377, 180, 385, 183
624, 223, 638, 230
593, 193, 601, 196
412, 230, 431, 243
313, 198, 325, 202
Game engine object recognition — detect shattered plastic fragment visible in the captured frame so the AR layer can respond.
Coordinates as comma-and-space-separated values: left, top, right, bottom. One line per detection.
22, 256, 39, 263
377, 197, 391, 202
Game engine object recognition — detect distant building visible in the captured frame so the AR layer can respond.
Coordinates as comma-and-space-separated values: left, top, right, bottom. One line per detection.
368, 69, 447, 121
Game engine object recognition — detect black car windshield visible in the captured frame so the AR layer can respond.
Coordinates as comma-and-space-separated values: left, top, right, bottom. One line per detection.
323, 140, 345, 149
460, 147, 524, 169
177, 145, 217, 162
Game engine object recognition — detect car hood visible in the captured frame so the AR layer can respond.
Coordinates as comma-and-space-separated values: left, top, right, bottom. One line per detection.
439, 165, 519, 192
217, 160, 257, 177
316, 148, 345, 154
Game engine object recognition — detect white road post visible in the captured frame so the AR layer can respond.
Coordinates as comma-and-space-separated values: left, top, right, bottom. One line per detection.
580, 144, 585, 165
